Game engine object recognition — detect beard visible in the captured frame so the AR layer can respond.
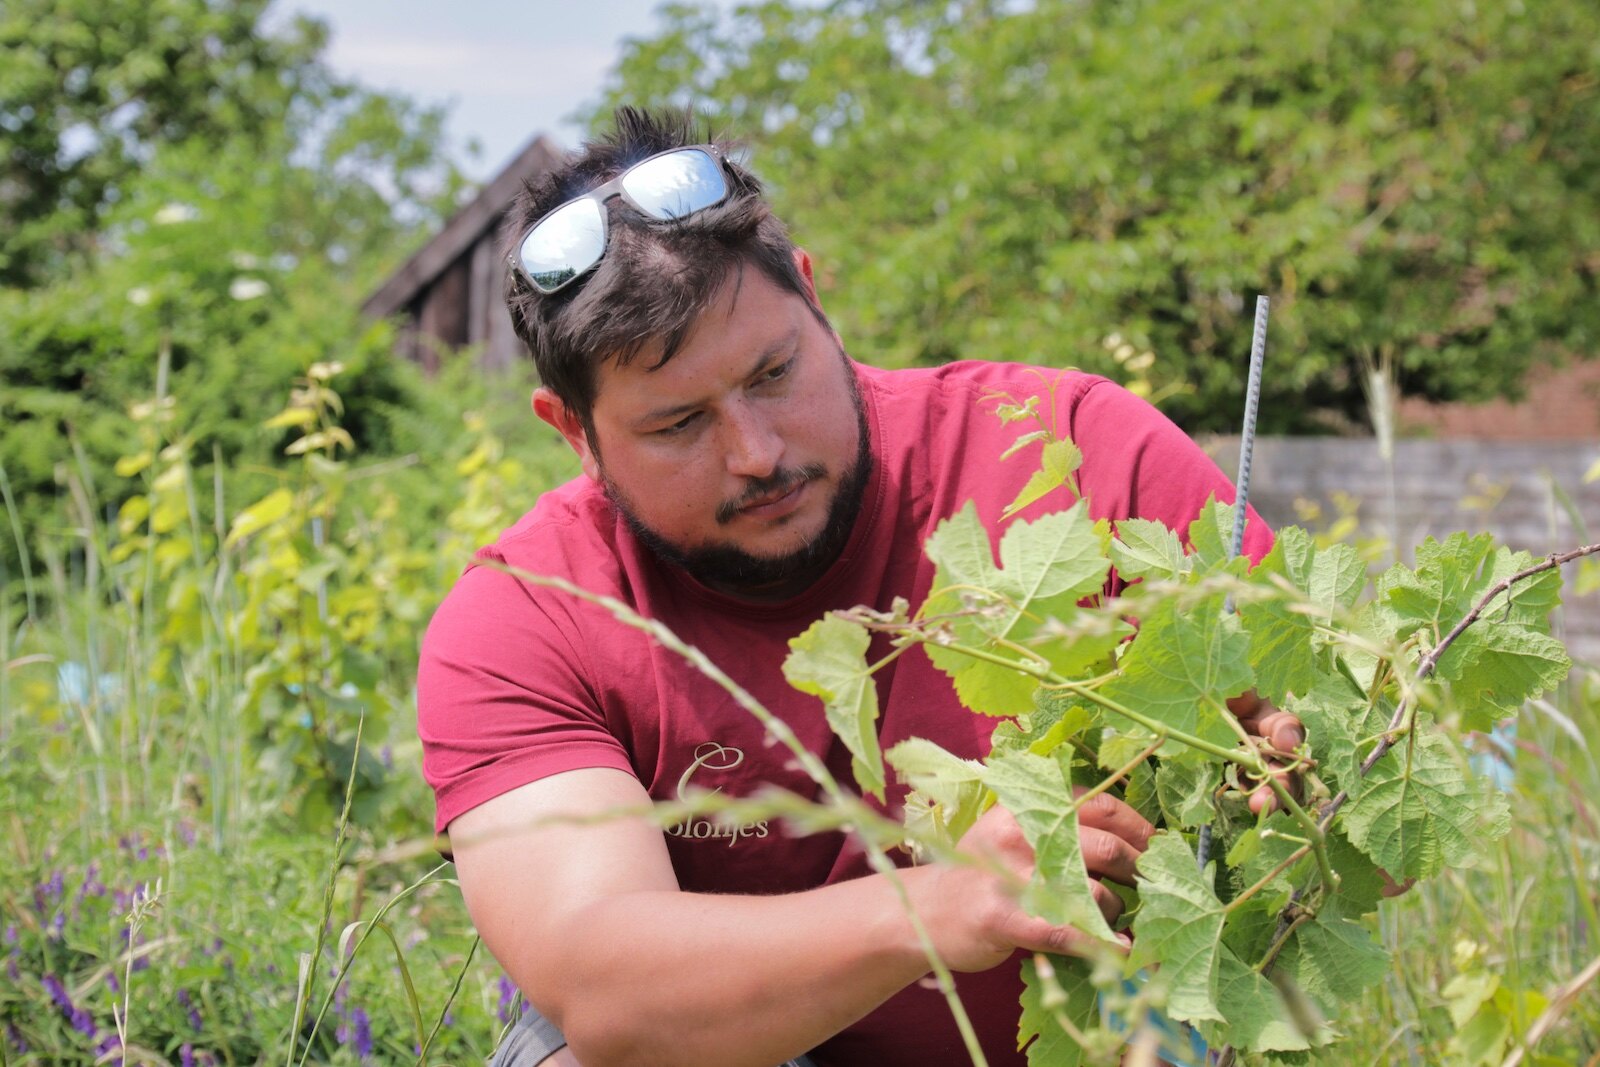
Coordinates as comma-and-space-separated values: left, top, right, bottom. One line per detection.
601, 363, 873, 598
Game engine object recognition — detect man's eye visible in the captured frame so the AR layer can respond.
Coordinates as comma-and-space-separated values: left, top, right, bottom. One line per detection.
757, 358, 795, 386
657, 413, 699, 436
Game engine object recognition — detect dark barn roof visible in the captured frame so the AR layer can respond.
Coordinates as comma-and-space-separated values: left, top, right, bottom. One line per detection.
362, 134, 565, 373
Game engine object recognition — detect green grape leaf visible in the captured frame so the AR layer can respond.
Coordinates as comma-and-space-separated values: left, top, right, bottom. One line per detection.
1434, 623, 1570, 732
1123, 759, 1161, 828
1187, 498, 1239, 570
1238, 527, 1321, 703
924, 502, 1111, 715
1378, 533, 1498, 638
1480, 547, 1564, 633
1309, 542, 1367, 612
984, 751, 1119, 944
1227, 811, 1309, 906
1018, 954, 1099, 1066
1196, 952, 1318, 1052
884, 737, 986, 841
1240, 528, 1369, 704
990, 695, 1098, 760
1296, 674, 1509, 879
1277, 900, 1389, 1015
1111, 518, 1191, 582
1100, 591, 1253, 751
1339, 725, 1511, 880
1290, 674, 1385, 796
1378, 535, 1563, 651
1154, 750, 1219, 829
783, 616, 885, 800
1323, 830, 1388, 916
1131, 832, 1227, 1023
1003, 438, 1083, 519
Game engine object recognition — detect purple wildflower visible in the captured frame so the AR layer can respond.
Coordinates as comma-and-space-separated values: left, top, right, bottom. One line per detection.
497, 974, 518, 1024
4, 924, 16, 945
178, 820, 197, 847
350, 1007, 373, 1059
6, 958, 19, 981
6, 1022, 27, 1053
95, 1032, 120, 1057
77, 863, 103, 902
180, 1044, 196, 1067
49, 913, 66, 939
106, 972, 120, 994
33, 870, 65, 912
71, 1007, 97, 1037
42, 974, 72, 1012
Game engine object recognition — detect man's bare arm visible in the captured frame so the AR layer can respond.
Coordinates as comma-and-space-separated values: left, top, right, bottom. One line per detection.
452, 767, 1149, 1067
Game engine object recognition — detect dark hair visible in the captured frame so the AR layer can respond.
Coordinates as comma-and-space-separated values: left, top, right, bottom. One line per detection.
503, 107, 816, 436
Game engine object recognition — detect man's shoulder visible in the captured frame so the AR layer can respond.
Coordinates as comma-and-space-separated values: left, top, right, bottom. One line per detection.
859, 358, 1109, 404
857, 359, 1124, 455
472, 474, 615, 573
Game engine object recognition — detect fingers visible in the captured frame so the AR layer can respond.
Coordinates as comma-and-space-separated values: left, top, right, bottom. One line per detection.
1228, 691, 1308, 815
1255, 710, 1306, 753
1005, 911, 1131, 958
1073, 790, 1156, 852
1092, 880, 1125, 927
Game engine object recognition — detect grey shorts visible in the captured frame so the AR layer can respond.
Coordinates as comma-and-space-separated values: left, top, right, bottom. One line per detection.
490, 1005, 817, 1067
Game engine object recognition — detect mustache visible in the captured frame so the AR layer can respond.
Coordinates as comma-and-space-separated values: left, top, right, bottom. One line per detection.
715, 463, 827, 525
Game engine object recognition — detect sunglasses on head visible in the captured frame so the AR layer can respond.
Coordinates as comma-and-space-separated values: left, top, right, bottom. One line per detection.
509, 145, 730, 295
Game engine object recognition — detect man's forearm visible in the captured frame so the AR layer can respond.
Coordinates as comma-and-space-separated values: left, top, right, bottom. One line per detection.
539, 866, 946, 1067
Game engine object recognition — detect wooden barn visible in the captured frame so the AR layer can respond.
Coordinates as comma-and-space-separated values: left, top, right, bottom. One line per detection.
360, 135, 565, 375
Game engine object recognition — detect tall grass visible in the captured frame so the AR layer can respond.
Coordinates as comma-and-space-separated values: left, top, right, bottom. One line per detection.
0, 366, 570, 1064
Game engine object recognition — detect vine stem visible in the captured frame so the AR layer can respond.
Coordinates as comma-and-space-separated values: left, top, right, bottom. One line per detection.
486, 563, 991, 1067
1218, 541, 1600, 1064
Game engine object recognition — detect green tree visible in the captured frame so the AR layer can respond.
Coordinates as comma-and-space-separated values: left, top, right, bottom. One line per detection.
0, 1, 473, 573
594, 0, 1600, 432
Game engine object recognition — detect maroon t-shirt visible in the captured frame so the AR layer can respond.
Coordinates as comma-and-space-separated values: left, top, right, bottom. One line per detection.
418, 360, 1271, 1066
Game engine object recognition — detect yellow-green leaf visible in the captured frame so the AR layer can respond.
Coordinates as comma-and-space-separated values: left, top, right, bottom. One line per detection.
226, 488, 295, 546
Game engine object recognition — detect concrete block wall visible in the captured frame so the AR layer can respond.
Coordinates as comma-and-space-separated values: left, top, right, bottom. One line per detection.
1201, 437, 1600, 666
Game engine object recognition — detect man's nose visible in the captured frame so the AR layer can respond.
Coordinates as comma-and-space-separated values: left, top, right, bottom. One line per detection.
721, 401, 783, 478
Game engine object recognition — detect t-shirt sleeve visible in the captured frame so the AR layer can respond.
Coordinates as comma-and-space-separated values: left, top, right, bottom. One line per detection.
417, 559, 636, 835
1067, 378, 1274, 564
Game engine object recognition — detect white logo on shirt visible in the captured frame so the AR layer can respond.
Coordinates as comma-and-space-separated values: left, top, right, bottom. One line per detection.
665, 742, 770, 847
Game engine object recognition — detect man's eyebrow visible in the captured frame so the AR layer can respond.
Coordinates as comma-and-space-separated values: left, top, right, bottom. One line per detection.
634, 328, 801, 427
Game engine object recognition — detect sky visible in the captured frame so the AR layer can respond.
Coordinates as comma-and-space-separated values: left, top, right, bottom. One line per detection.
276, 0, 739, 182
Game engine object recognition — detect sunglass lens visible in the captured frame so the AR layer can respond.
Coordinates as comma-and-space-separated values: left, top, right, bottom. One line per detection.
520, 198, 606, 293
621, 149, 727, 221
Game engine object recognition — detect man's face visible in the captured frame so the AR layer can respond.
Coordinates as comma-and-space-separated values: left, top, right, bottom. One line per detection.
551, 262, 870, 598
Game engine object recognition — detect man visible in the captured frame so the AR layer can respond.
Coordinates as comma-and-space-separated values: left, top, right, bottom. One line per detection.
418, 107, 1291, 1066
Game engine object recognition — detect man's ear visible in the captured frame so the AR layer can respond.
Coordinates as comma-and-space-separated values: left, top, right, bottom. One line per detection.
792, 248, 821, 306
792, 247, 843, 345
532, 387, 601, 481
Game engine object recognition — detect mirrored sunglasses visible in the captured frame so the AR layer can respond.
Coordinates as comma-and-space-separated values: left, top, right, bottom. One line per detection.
510, 145, 729, 295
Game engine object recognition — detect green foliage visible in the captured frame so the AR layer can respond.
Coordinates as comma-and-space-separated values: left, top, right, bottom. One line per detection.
0, 0, 473, 580
983, 751, 1119, 945
0, 355, 568, 1062
595, 0, 1600, 432
783, 410, 1580, 1060
785, 614, 888, 799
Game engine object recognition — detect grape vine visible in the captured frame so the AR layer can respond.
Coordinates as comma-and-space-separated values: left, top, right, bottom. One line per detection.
782, 420, 1597, 1064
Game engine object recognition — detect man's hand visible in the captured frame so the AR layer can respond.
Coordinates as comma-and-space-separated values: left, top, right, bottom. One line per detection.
1226, 690, 1307, 815
923, 790, 1154, 972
